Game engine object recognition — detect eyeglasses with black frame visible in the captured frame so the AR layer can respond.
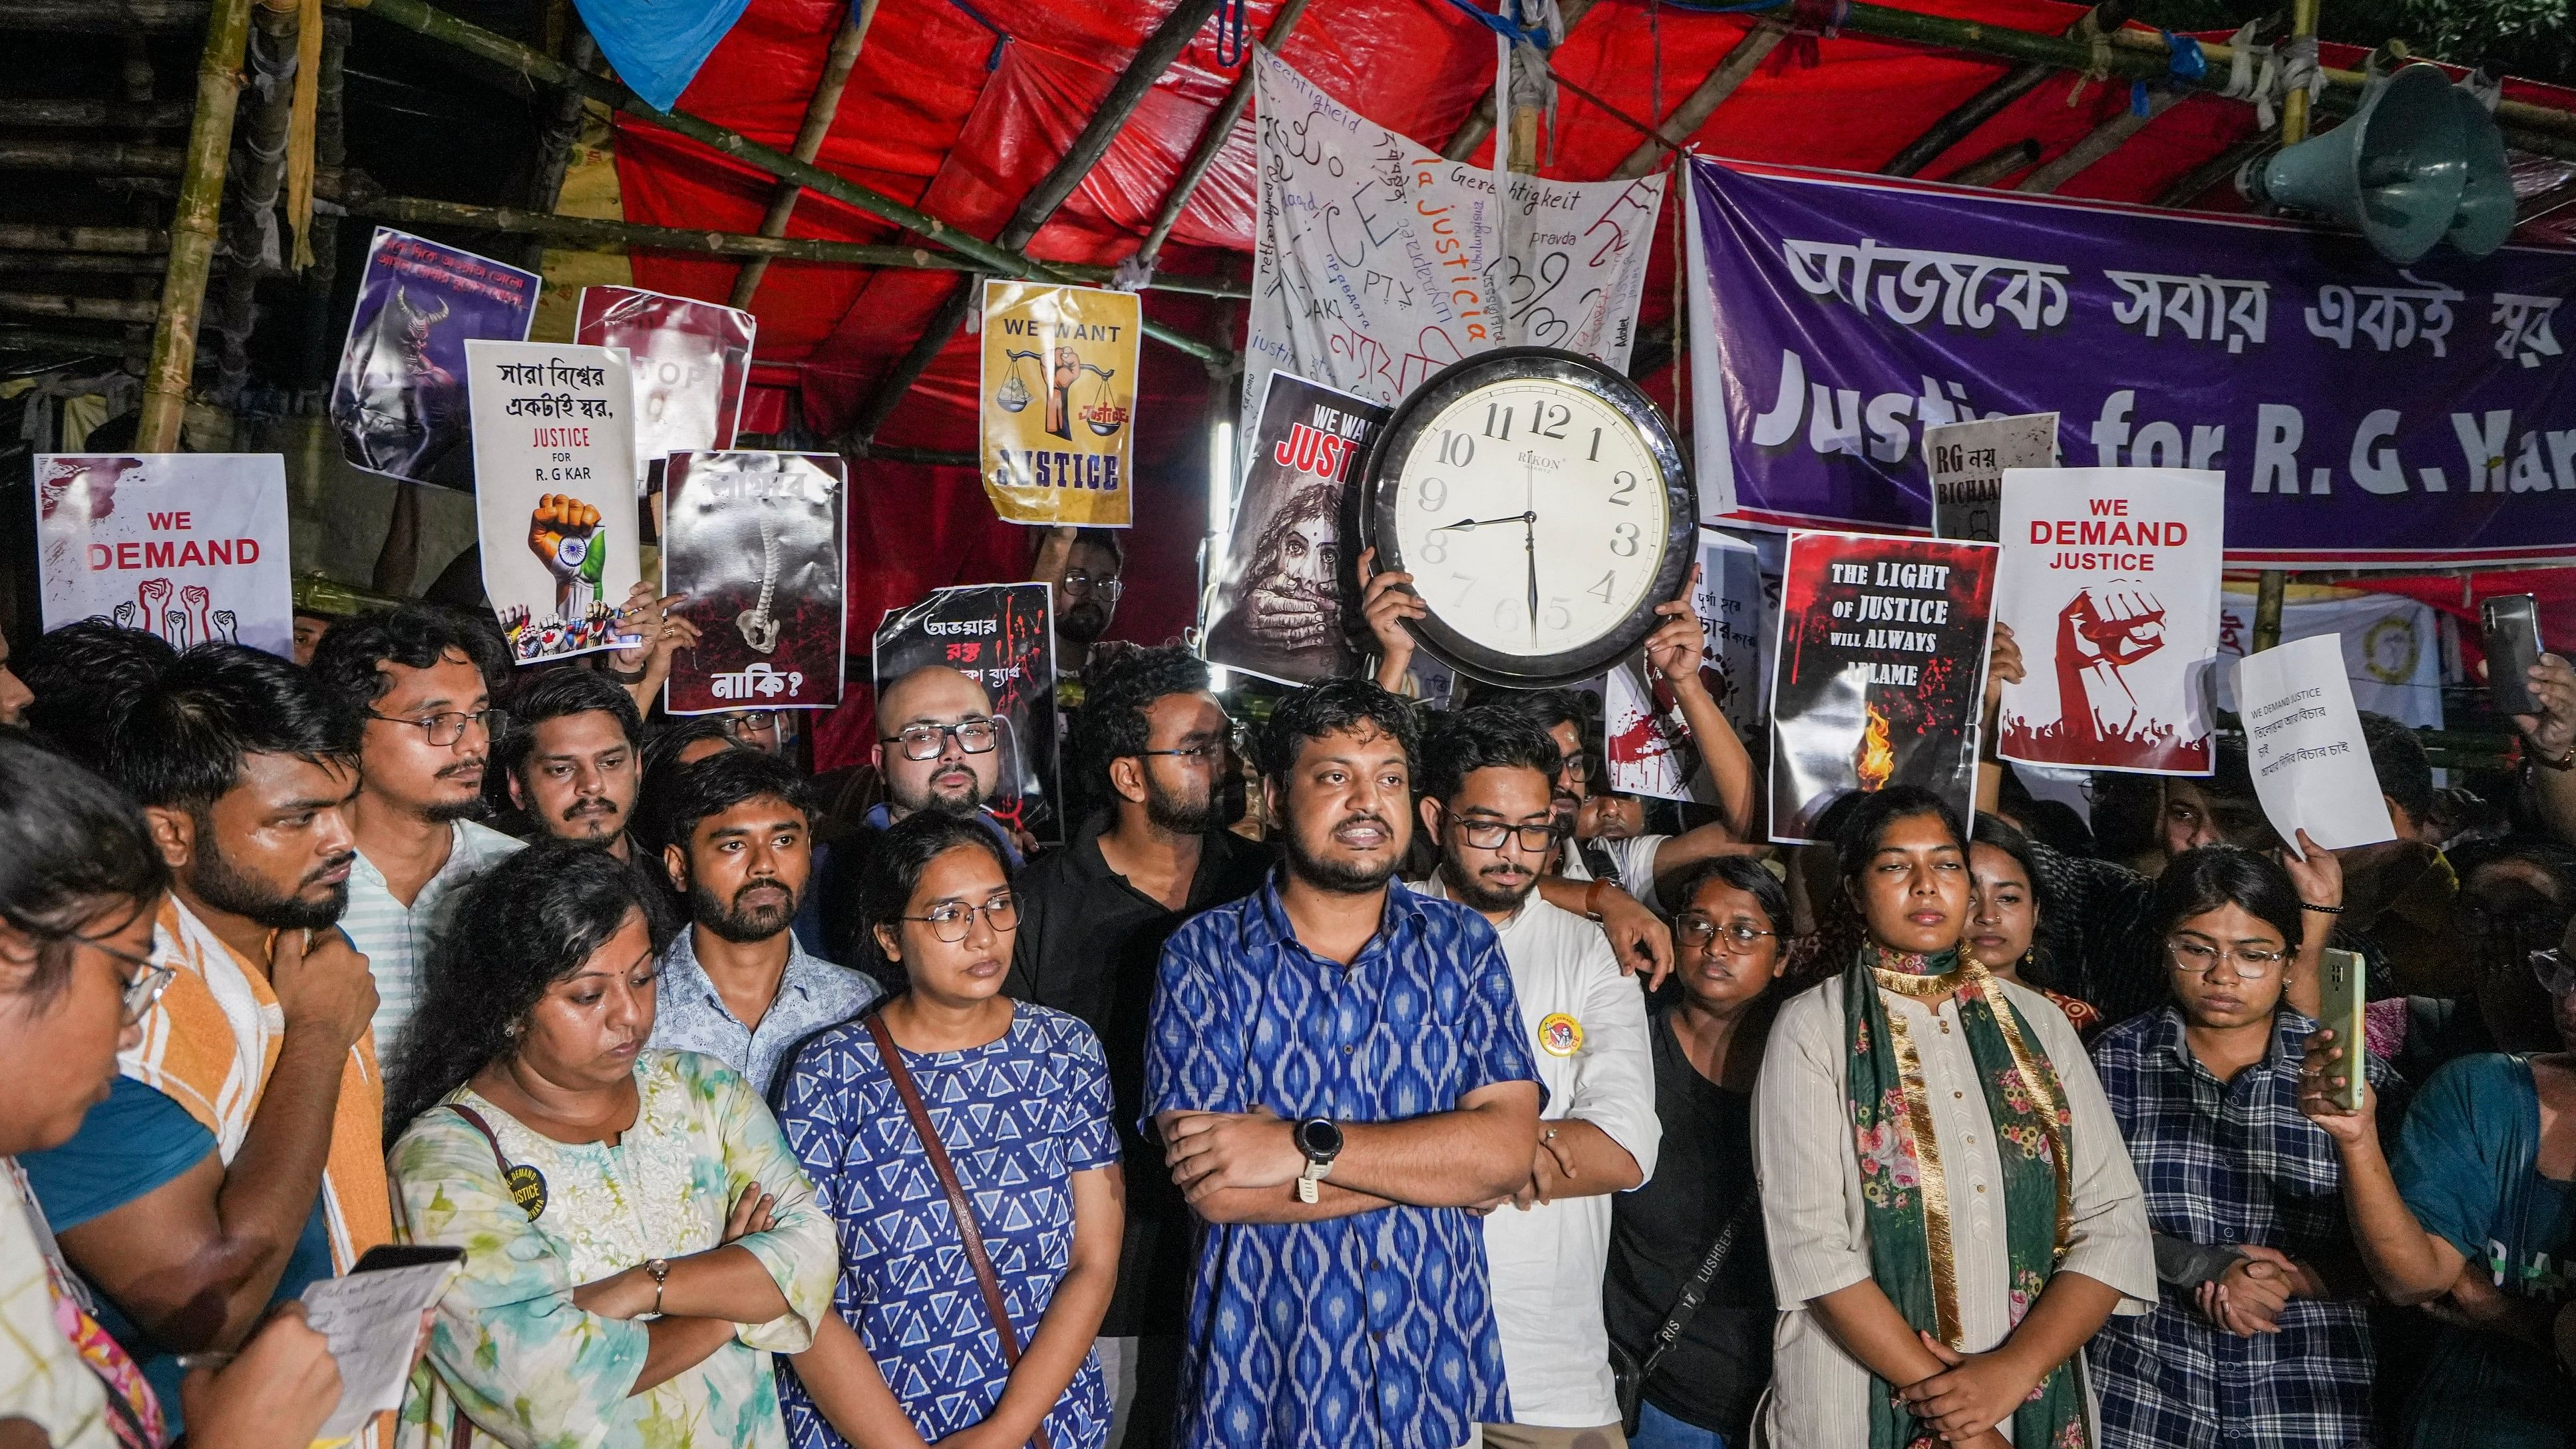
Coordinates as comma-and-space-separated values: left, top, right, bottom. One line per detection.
65, 927, 176, 1024
1676, 913, 1778, 953
1555, 750, 1592, 783
899, 894, 1020, 943
1059, 569, 1123, 602
365, 708, 504, 747
2166, 937, 2286, 978
1449, 818, 1563, 853
882, 718, 1002, 761
1137, 718, 1248, 767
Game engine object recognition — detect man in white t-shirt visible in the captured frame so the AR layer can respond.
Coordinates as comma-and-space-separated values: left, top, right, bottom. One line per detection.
1416, 705, 1660, 1448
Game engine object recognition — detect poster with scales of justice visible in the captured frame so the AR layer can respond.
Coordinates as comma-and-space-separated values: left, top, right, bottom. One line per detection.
978, 280, 1139, 528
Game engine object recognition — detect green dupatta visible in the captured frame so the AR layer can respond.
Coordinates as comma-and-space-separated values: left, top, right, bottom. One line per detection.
1843, 944, 2087, 1449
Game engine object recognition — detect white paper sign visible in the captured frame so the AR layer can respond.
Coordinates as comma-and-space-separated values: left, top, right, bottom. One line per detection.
1994, 467, 2225, 777
2217, 592, 2445, 729
1244, 46, 1663, 423
33, 454, 293, 656
1929, 412, 2059, 542
1604, 529, 1771, 802
2237, 633, 2398, 851
467, 340, 642, 663
299, 1260, 457, 1441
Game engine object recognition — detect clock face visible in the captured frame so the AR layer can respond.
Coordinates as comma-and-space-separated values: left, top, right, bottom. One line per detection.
1362, 349, 1694, 687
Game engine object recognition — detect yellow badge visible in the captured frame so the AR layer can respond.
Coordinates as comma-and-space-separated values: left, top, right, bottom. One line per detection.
1537, 1012, 1584, 1057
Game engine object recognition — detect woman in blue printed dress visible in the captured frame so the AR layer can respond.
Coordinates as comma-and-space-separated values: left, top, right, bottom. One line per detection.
778, 811, 1123, 1449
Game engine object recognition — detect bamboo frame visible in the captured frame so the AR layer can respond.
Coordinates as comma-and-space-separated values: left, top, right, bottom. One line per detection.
0, 98, 193, 126
1133, 0, 1314, 270
0, 224, 167, 253
1443, 0, 1601, 163
136, 0, 252, 450
2016, 89, 2180, 192
1881, 3, 2132, 178
1610, 21, 1784, 180
2249, 0, 2318, 657
1, 292, 159, 322
1940, 137, 2041, 186
730, 0, 878, 310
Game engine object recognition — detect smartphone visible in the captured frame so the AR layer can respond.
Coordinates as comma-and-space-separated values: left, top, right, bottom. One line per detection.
349, 1243, 464, 1275
2317, 947, 2368, 1111
2483, 594, 2544, 716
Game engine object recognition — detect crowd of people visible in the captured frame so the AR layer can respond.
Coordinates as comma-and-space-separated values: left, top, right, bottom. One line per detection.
0, 543, 2570, 1449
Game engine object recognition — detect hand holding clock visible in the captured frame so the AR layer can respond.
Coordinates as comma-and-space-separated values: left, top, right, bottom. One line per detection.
1358, 548, 1428, 691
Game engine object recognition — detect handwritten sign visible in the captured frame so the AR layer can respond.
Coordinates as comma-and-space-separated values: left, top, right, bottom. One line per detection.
1928, 412, 2058, 542
467, 339, 641, 663
1243, 46, 1662, 425
33, 453, 293, 656
2237, 633, 2398, 851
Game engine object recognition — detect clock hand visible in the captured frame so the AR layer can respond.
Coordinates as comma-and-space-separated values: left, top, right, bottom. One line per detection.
1525, 518, 1539, 639
1431, 511, 1540, 532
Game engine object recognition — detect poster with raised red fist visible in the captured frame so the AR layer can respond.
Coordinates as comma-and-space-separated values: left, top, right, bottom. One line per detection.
1994, 467, 2225, 776
1767, 531, 1998, 845
466, 339, 642, 663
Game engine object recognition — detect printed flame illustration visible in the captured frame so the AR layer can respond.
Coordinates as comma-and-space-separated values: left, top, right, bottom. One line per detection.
1855, 702, 1896, 792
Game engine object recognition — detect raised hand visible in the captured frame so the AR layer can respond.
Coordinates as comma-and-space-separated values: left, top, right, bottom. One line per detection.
2058, 584, 2165, 741
1356, 546, 1427, 686
2295, 1027, 2376, 1145
1642, 562, 1708, 688
2513, 653, 2576, 763
528, 494, 608, 614
2066, 584, 2168, 667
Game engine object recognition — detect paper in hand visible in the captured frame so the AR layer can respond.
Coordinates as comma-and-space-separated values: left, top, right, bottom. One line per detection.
299, 1260, 457, 1441
2235, 634, 2398, 853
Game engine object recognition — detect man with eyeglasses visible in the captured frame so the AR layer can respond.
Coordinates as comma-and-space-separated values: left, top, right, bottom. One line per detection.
1035, 526, 1127, 674
1002, 645, 1269, 1447
1411, 706, 1659, 1449
15, 644, 392, 1443
309, 604, 521, 1056
498, 667, 645, 861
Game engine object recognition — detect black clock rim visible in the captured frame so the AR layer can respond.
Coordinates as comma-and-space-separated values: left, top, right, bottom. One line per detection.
1354, 347, 1697, 690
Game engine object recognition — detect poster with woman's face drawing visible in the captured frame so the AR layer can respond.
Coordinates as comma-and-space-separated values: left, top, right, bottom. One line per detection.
1200, 371, 1389, 686
661, 451, 846, 715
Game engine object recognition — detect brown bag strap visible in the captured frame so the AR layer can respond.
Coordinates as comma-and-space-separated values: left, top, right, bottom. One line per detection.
861, 1012, 1052, 1449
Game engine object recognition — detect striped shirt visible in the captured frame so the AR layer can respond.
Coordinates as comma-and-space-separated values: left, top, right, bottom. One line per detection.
342, 819, 521, 1060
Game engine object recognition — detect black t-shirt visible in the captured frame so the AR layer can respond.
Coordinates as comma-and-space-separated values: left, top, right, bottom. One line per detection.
1002, 810, 1272, 1336
1602, 1002, 1773, 1435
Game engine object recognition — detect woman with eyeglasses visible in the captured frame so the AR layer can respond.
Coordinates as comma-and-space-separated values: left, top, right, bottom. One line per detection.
2302, 878, 2576, 1448
0, 735, 344, 1449
2084, 845, 2394, 1449
1753, 784, 2154, 1449
1965, 817, 2104, 1038
777, 811, 1122, 1449
1602, 857, 1786, 1449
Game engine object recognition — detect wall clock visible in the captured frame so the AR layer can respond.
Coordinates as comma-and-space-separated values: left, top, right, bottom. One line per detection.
1356, 347, 1696, 688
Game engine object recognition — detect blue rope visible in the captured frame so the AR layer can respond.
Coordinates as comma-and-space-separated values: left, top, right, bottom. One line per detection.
2165, 32, 2208, 82
1438, 0, 1556, 51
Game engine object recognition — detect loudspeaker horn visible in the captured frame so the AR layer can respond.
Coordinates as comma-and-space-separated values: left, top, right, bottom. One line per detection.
2239, 63, 2468, 266
2446, 83, 2517, 258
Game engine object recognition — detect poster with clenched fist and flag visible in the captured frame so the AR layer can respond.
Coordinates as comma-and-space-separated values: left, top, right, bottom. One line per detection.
468, 339, 642, 663
1994, 467, 2225, 775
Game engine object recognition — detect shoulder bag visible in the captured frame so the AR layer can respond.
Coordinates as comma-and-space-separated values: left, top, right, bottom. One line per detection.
1609, 1197, 1756, 1436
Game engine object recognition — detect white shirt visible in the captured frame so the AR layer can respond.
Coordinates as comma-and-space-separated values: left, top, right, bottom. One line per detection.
1554, 833, 1672, 915
1752, 972, 2157, 1448
341, 818, 520, 1059
0, 1163, 112, 1449
1423, 875, 1661, 1428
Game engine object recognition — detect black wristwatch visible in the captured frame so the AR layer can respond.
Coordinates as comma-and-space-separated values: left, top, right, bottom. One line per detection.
1294, 1118, 1342, 1203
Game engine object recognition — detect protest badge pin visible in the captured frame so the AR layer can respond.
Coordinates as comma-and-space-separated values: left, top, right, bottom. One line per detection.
504, 1163, 548, 1221
1538, 1013, 1584, 1056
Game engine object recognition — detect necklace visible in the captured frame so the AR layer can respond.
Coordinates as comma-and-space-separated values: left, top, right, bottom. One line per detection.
734, 495, 781, 654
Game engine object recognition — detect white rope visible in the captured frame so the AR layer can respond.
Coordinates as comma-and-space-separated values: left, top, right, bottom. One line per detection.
2219, 19, 2283, 132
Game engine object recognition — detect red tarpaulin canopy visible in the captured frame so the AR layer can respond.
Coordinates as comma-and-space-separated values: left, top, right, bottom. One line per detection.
601, 0, 2576, 765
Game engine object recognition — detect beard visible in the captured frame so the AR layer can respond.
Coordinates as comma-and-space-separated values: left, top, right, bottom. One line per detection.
1059, 600, 1111, 646
899, 763, 992, 819
1282, 814, 1400, 895
1441, 857, 1537, 914
1143, 773, 1219, 835
189, 826, 351, 931
556, 795, 624, 837
690, 878, 800, 944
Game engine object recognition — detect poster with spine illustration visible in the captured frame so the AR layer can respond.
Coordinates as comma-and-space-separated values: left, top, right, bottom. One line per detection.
467, 340, 642, 663
978, 281, 1139, 527
1995, 467, 2225, 776
575, 286, 756, 495
1202, 370, 1389, 686
33, 453, 293, 658
1767, 531, 1998, 845
661, 451, 845, 716
1604, 529, 1773, 803
874, 583, 1062, 845
330, 228, 539, 486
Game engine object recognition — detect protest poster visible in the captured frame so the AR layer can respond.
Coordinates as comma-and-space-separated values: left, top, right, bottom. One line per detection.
330, 228, 539, 486
979, 280, 1139, 527
466, 340, 641, 663
1768, 530, 1998, 845
2217, 590, 2444, 729
1203, 370, 1389, 686
1929, 413, 2059, 542
661, 451, 846, 716
2238, 634, 2399, 851
574, 286, 755, 495
1243, 46, 1664, 421
874, 583, 1062, 845
1994, 467, 2225, 775
33, 453, 293, 656
1605, 530, 1772, 803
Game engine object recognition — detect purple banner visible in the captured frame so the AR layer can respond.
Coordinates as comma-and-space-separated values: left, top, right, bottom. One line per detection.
1686, 158, 2576, 568
331, 228, 540, 487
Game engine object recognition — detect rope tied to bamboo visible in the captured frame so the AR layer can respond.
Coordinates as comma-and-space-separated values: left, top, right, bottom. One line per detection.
2279, 34, 2326, 117
2217, 19, 2283, 129
2064, 11, 2115, 106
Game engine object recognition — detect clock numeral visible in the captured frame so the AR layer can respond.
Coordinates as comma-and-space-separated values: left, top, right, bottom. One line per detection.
1482, 401, 1513, 441
1543, 597, 1572, 632
1587, 427, 1602, 462
1530, 401, 1570, 440
1608, 470, 1637, 505
1586, 570, 1616, 604
1418, 475, 1449, 511
1493, 596, 1520, 628
1419, 532, 1449, 564
1609, 522, 1640, 558
1437, 429, 1475, 467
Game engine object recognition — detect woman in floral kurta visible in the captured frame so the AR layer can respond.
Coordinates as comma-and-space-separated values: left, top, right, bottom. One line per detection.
382, 843, 837, 1449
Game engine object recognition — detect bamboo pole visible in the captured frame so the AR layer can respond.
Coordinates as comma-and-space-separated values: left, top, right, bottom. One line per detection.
0, 325, 130, 353
349, 194, 1250, 296
1132, 0, 1313, 271
0, 139, 188, 172
842, 0, 1228, 448
0, 0, 208, 29
1881, 2, 2132, 177
0, 224, 168, 252
1444, 0, 1600, 162
339, 0, 1231, 365
136, 0, 254, 451
1610, 21, 1784, 180
2249, 0, 2318, 658
0, 98, 194, 126
2155, 130, 2273, 207
2016, 88, 2181, 192
731, 0, 878, 309
1, 292, 160, 321
1940, 137, 2041, 186
0, 252, 170, 274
